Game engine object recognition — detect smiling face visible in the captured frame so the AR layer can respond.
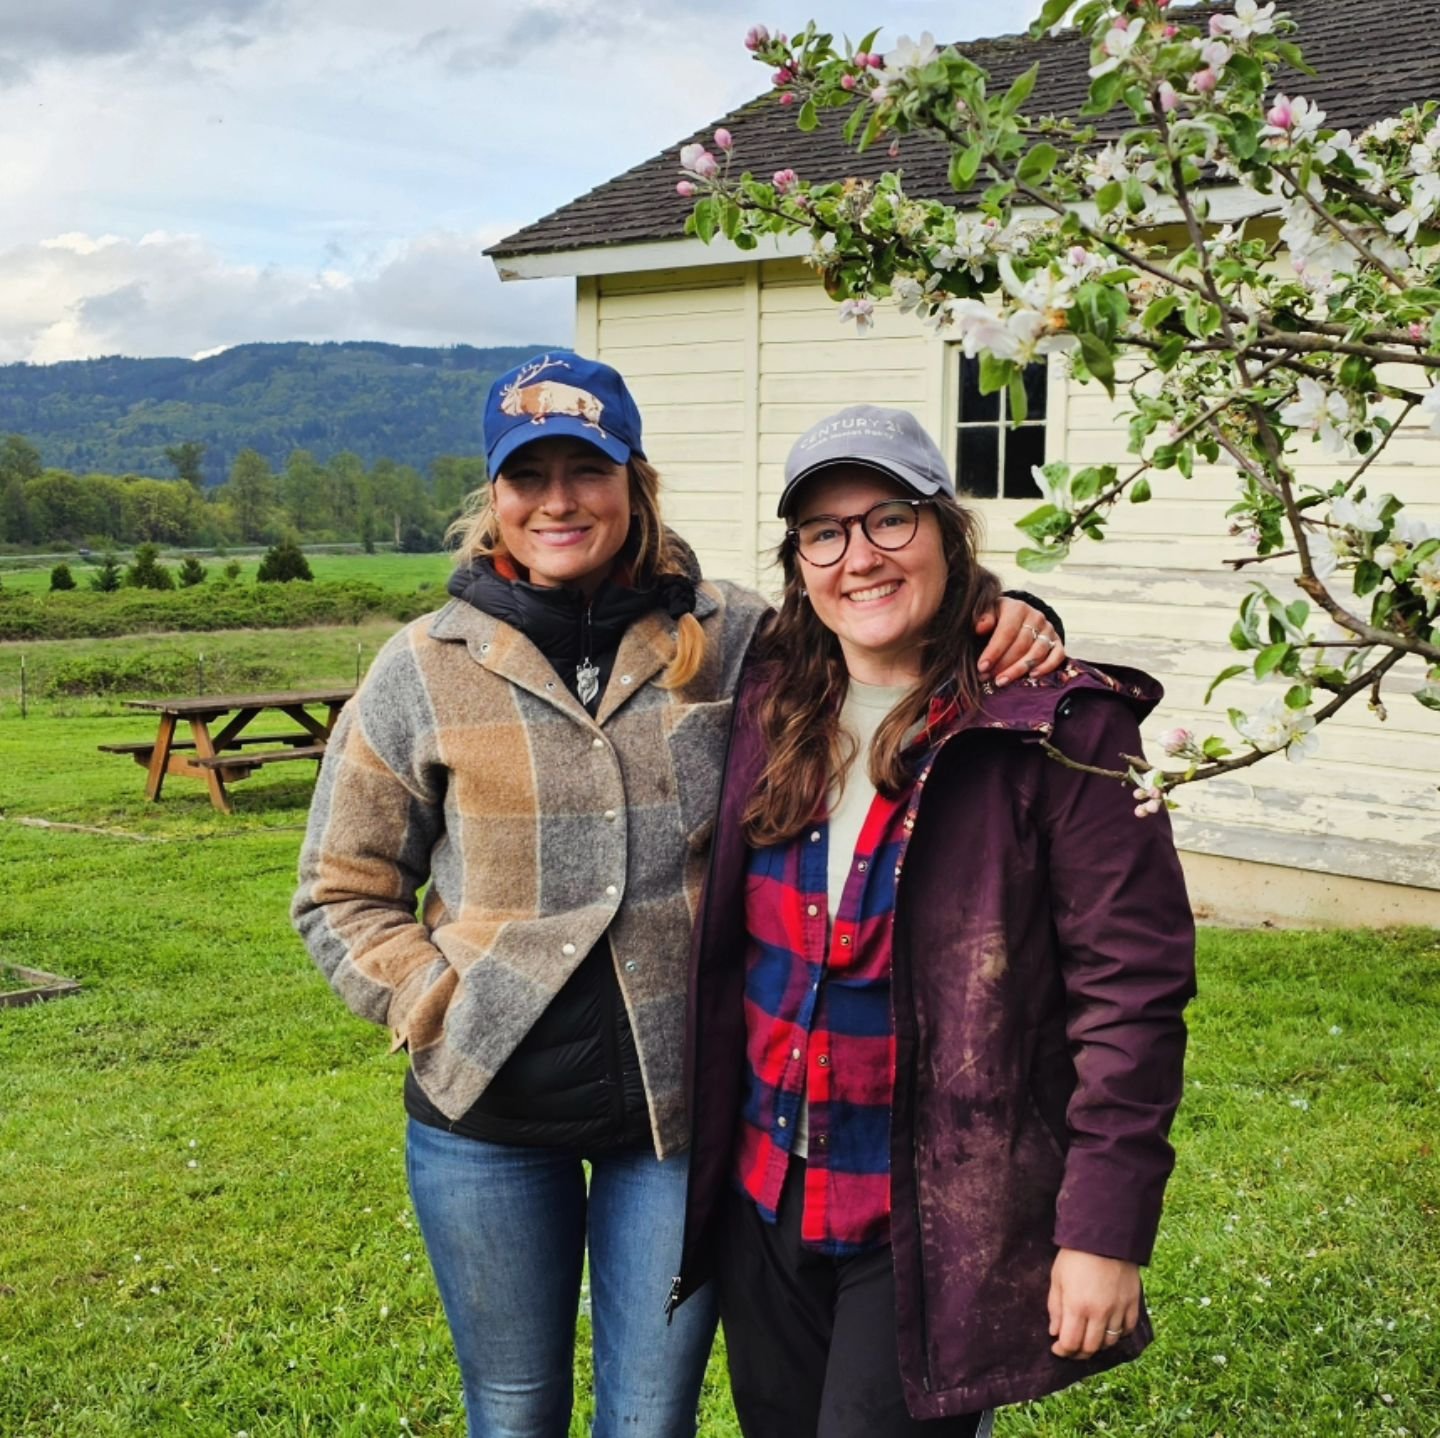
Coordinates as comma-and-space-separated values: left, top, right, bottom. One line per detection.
789, 465, 950, 686
492, 436, 632, 593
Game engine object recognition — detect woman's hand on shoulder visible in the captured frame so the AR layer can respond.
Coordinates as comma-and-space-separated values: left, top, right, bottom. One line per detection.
1047, 1247, 1140, 1360
975, 596, 1065, 686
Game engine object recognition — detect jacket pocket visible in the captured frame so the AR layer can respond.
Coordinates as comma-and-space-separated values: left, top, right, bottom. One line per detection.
663, 697, 735, 851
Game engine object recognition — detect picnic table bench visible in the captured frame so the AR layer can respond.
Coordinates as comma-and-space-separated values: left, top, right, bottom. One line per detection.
99, 688, 354, 813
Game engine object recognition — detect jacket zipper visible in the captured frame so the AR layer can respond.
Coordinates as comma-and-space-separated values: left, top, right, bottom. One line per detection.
663, 649, 754, 1324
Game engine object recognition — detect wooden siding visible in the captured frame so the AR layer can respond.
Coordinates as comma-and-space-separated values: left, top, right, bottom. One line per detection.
590, 260, 1440, 893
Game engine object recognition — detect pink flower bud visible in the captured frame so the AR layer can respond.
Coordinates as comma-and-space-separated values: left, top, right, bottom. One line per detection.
1266, 98, 1293, 130
841, 73, 856, 90
773, 66, 793, 86
1190, 67, 1217, 94
1158, 80, 1179, 113
1410, 321, 1426, 341
714, 128, 733, 152
1209, 12, 1227, 36
779, 91, 797, 106
676, 180, 697, 198
1159, 727, 1194, 756
866, 52, 884, 68
853, 51, 869, 66
889, 139, 901, 158
1162, 22, 1177, 36
773, 168, 798, 194
692, 152, 719, 179
744, 24, 769, 50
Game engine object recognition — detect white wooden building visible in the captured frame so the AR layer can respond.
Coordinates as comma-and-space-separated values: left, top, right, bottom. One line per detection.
490, 3, 1440, 926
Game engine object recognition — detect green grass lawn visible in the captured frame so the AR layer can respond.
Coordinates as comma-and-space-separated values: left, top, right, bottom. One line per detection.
0, 550, 451, 597
2, 634, 1437, 1436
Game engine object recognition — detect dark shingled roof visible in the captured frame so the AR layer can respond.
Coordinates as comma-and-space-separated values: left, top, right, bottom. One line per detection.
489, 0, 1440, 262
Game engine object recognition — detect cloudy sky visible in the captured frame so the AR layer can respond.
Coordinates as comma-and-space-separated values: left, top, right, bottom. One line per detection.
0, 0, 1040, 364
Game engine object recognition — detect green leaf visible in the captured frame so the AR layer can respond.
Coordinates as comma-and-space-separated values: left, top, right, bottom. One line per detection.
1123, 177, 1147, 214
1016, 544, 1069, 573
1083, 68, 1128, 116
1131, 477, 1152, 503
949, 142, 984, 190
719, 198, 742, 242
1002, 64, 1039, 116
1154, 335, 1186, 371
1140, 295, 1180, 330
692, 198, 716, 245
1284, 684, 1312, 710
1272, 40, 1317, 76
1254, 642, 1290, 679
1201, 734, 1233, 759
978, 352, 1011, 395
1015, 502, 1062, 540
1030, 0, 1073, 38
1016, 141, 1061, 183
1095, 180, 1123, 217
1077, 333, 1116, 397
1008, 370, 1029, 426
797, 99, 819, 132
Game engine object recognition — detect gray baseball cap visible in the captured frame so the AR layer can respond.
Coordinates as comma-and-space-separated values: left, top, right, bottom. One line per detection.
778, 404, 956, 517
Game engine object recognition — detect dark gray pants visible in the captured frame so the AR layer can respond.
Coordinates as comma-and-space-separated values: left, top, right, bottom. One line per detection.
716, 1161, 990, 1438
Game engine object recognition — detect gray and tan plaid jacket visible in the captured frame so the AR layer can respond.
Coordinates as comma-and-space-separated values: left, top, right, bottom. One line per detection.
292, 579, 769, 1157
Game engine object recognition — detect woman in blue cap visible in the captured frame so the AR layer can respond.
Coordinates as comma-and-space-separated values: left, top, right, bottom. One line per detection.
294, 354, 1065, 1438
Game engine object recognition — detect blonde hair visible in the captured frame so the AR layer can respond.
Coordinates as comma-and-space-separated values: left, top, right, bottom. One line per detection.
447, 454, 705, 689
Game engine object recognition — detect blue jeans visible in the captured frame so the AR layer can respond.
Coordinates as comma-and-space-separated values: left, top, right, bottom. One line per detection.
406, 1119, 718, 1438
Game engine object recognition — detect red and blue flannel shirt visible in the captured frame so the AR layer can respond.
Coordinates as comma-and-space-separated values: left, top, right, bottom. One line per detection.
735, 691, 962, 1255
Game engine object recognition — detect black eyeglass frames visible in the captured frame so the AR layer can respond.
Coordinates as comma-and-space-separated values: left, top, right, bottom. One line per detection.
786, 498, 934, 567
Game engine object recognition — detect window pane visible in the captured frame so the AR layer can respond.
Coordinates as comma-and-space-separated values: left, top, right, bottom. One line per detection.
958, 426, 999, 499
1021, 360, 1049, 421
959, 355, 1000, 423
1003, 425, 1046, 500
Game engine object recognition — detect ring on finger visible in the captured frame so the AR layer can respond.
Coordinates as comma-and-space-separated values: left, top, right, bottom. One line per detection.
1104, 1327, 1125, 1337
1035, 633, 1057, 648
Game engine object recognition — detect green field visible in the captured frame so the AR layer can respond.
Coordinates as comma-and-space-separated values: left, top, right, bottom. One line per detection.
2, 622, 1437, 1436
0, 549, 452, 597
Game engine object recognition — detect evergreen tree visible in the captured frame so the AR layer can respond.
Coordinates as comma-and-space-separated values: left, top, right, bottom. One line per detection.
178, 556, 208, 587
89, 552, 122, 592
256, 539, 313, 583
164, 441, 206, 492
49, 562, 76, 591
125, 543, 175, 591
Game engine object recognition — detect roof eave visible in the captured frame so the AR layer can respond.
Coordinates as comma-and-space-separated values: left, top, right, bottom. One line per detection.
488, 183, 1279, 280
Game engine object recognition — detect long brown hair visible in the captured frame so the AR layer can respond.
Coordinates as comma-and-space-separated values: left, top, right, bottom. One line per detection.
446, 454, 705, 688
742, 493, 1001, 848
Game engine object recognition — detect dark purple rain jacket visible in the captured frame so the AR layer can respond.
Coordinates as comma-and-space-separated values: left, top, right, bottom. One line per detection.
674, 659, 1196, 1419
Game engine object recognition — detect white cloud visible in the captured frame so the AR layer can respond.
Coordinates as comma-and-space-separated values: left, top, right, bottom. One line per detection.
0, 228, 571, 363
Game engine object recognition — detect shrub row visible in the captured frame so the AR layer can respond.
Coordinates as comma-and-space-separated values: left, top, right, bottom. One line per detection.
0, 580, 447, 641
44, 652, 285, 697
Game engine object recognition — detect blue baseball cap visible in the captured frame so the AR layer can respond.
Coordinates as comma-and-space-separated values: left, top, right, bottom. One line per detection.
484, 352, 645, 475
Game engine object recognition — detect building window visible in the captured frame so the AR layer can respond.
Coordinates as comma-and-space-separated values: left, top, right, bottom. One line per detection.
954, 354, 1048, 500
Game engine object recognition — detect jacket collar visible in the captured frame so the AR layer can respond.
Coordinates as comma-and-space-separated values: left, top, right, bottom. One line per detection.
962, 660, 1164, 738
426, 586, 720, 727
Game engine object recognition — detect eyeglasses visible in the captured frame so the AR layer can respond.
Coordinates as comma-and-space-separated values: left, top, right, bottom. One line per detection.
786, 498, 933, 567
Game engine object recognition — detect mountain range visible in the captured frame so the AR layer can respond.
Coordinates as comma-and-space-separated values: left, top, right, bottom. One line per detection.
0, 341, 553, 483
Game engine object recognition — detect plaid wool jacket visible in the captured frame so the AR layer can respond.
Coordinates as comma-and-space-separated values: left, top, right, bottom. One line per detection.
292, 580, 770, 1156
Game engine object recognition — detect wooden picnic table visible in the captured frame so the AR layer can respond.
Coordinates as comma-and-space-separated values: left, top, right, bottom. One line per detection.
99, 688, 354, 813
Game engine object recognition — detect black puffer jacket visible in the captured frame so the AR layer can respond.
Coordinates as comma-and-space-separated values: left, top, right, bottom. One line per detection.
404, 554, 691, 1151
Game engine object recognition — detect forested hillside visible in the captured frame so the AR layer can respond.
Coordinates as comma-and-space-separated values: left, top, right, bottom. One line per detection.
0, 341, 547, 483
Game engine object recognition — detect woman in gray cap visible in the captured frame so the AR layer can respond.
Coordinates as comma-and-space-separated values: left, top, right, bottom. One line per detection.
295, 359, 1066, 1438
672, 407, 1194, 1438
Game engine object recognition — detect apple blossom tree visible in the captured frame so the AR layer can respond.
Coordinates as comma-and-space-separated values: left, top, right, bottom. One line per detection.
679, 1, 1440, 809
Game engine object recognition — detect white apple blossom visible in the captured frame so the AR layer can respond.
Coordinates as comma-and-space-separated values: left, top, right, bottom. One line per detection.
1210, 0, 1277, 42
1374, 542, 1401, 572
1306, 526, 1348, 580
1363, 116, 1404, 145
891, 273, 944, 316
1260, 93, 1326, 146
1392, 510, 1438, 545
1417, 555, 1440, 610
997, 254, 1077, 313
1030, 464, 1071, 513
1237, 699, 1318, 762
873, 31, 941, 99
932, 216, 998, 279
1089, 18, 1145, 79
838, 297, 876, 332
1278, 377, 1352, 455
1199, 39, 1233, 73
1331, 493, 1387, 533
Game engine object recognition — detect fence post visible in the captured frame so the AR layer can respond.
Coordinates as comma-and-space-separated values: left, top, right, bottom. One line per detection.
19, 654, 26, 719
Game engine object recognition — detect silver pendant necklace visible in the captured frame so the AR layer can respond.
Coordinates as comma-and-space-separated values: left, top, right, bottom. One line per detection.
576, 601, 599, 707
